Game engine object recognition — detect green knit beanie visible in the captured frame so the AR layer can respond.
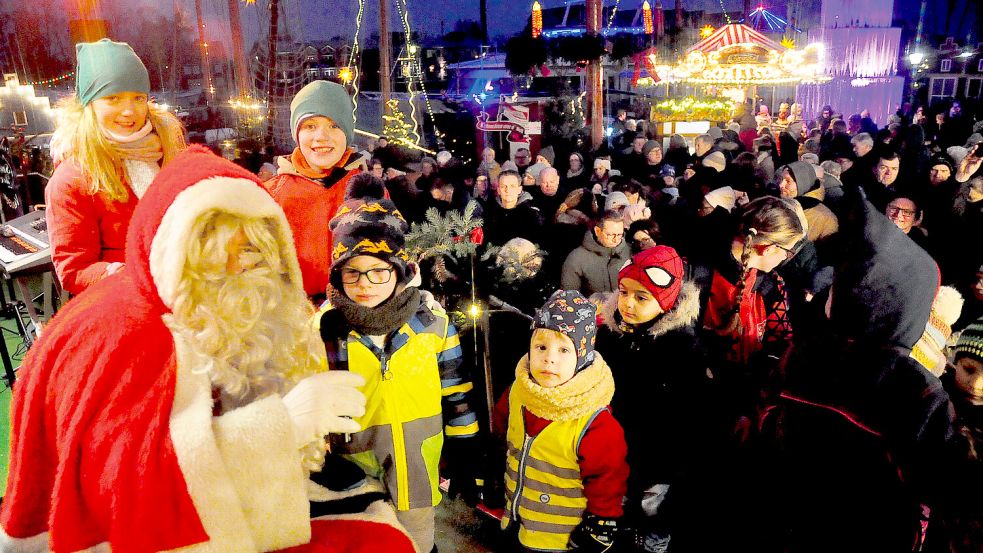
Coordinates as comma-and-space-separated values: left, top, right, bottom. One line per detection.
289, 81, 354, 146
75, 39, 150, 107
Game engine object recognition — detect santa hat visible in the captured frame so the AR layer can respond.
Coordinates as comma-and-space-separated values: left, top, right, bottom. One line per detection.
618, 245, 684, 312
328, 173, 412, 290
126, 145, 301, 310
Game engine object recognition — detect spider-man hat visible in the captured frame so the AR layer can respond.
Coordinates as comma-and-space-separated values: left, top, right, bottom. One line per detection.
618, 245, 684, 311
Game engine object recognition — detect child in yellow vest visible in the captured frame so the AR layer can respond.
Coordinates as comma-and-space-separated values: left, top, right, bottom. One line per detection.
496, 290, 629, 552
314, 174, 479, 553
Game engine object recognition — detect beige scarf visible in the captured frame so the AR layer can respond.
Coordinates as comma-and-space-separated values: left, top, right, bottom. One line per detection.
103, 120, 164, 164
513, 353, 615, 421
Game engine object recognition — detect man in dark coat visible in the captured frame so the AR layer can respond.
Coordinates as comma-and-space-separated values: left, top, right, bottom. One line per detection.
481, 169, 544, 247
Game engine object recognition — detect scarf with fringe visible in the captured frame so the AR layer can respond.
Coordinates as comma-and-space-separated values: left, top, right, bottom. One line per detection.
513, 353, 614, 421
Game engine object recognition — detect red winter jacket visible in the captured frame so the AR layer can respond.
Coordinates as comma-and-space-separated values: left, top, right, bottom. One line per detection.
265, 154, 364, 298
494, 387, 628, 518
45, 160, 139, 296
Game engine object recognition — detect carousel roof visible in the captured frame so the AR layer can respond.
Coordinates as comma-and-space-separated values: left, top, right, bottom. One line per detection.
688, 23, 784, 54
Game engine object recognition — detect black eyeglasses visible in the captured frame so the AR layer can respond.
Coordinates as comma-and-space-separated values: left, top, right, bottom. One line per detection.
773, 241, 803, 260
340, 267, 394, 285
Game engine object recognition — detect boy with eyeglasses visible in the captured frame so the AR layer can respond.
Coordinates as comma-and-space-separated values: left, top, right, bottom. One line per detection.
313, 174, 479, 553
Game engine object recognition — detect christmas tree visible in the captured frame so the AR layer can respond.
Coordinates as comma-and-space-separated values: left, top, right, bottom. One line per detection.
382, 99, 417, 147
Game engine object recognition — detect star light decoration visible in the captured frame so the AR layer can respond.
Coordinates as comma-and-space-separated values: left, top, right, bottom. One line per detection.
700, 25, 715, 38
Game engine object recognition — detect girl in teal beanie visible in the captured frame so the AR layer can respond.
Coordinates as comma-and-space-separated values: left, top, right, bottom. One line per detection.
47, 38, 185, 296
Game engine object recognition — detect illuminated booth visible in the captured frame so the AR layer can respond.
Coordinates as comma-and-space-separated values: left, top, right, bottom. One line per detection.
643, 23, 827, 140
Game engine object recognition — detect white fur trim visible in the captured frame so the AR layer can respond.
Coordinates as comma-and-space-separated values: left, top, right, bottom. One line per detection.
0, 530, 109, 553
149, 176, 303, 308
166, 332, 310, 553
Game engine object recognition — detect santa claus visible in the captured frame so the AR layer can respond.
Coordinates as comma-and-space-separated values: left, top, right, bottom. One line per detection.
0, 147, 415, 552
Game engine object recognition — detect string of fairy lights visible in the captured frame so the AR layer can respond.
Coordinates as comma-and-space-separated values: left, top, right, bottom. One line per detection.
346, 0, 366, 126
23, 72, 75, 87
393, 0, 422, 145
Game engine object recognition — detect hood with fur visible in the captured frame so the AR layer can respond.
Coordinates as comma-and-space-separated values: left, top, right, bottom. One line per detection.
598, 280, 701, 340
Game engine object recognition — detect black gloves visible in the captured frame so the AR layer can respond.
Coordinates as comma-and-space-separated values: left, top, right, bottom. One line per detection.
569, 513, 619, 553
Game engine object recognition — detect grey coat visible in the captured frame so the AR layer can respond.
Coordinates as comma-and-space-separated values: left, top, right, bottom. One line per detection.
560, 230, 632, 297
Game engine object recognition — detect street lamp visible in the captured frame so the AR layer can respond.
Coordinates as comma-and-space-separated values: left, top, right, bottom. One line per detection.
908, 51, 925, 65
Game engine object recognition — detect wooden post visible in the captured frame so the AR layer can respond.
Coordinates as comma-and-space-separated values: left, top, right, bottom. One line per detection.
586, 0, 604, 150
265, 0, 279, 148
226, 0, 251, 99
379, 0, 392, 124
193, 0, 213, 104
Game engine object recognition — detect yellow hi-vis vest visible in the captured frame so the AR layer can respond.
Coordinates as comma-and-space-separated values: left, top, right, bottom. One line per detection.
314, 304, 471, 511
501, 387, 606, 551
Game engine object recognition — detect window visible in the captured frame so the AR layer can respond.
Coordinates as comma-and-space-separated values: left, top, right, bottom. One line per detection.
930, 77, 958, 103
941, 59, 952, 72
978, 59, 983, 72
968, 78, 982, 99
12, 111, 27, 126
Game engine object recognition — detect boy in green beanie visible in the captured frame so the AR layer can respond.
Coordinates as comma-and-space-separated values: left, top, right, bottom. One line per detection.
266, 80, 367, 300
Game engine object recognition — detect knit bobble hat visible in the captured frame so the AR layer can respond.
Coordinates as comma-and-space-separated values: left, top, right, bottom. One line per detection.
955, 317, 983, 363
328, 173, 411, 290
289, 80, 355, 145
534, 290, 598, 372
618, 245, 684, 312
910, 286, 964, 376
75, 39, 150, 107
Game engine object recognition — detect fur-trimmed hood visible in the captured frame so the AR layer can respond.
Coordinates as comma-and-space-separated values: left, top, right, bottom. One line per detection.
598, 279, 701, 339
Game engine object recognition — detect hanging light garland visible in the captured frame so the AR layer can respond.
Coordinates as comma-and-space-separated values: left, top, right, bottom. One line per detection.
348, 0, 366, 126
642, 1, 654, 35
531, 1, 543, 39
24, 71, 75, 86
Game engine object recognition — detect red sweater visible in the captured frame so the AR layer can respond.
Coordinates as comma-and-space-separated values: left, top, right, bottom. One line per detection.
494, 388, 628, 518
45, 161, 139, 296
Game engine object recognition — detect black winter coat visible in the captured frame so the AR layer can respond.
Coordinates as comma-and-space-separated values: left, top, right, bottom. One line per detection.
594, 281, 710, 491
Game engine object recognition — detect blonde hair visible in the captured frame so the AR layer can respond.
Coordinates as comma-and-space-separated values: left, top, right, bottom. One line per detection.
725, 196, 808, 334
166, 211, 320, 404
51, 95, 185, 202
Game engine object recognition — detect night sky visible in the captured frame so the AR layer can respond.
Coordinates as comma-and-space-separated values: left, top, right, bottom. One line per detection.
115, 0, 978, 52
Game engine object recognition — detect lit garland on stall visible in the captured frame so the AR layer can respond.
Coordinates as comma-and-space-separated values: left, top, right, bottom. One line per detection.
24, 72, 75, 86
642, 1, 654, 35
651, 97, 735, 121
662, 41, 828, 85
607, 0, 622, 30
532, 1, 543, 38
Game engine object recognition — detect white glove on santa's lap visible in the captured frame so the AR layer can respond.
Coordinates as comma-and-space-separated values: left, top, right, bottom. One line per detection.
283, 371, 366, 448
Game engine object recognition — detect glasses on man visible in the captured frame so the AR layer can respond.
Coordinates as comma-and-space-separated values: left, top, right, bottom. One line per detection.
340, 267, 394, 285
886, 205, 916, 219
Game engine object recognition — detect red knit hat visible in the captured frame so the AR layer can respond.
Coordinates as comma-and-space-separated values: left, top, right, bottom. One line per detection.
618, 246, 684, 311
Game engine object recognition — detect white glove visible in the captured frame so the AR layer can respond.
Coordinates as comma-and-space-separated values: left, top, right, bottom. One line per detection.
283, 371, 366, 448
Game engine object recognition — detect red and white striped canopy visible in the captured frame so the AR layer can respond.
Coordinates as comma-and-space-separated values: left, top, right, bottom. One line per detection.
689, 23, 785, 54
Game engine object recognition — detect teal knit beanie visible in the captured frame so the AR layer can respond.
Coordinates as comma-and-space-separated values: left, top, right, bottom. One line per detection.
289, 81, 355, 146
75, 39, 150, 107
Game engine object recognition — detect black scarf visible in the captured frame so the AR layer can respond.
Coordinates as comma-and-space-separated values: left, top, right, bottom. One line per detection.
329, 286, 421, 336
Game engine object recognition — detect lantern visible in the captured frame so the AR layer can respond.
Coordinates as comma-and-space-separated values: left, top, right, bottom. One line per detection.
532, 1, 543, 38
642, 1, 654, 35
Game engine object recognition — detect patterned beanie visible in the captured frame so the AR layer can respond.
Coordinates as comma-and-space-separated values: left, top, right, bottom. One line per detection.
954, 317, 983, 363
328, 173, 411, 289
618, 245, 684, 312
534, 290, 598, 372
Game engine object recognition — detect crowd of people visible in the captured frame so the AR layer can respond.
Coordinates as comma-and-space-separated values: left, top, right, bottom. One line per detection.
1, 37, 981, 553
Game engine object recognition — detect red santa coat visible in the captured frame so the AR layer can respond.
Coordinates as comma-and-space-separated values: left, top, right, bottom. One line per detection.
1, 147, 414, 553
45, 160, 139, 295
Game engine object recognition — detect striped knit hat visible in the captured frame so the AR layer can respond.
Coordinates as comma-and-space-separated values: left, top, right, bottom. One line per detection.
955, 318, 983, 363
910, 286, 963, 376
328, 173, 411, 289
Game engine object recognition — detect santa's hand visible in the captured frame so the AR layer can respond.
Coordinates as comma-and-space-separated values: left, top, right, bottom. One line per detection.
283, 371, 366, 448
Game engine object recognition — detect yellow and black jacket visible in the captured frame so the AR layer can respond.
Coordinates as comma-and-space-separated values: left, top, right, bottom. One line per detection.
314, 299, 478, 511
